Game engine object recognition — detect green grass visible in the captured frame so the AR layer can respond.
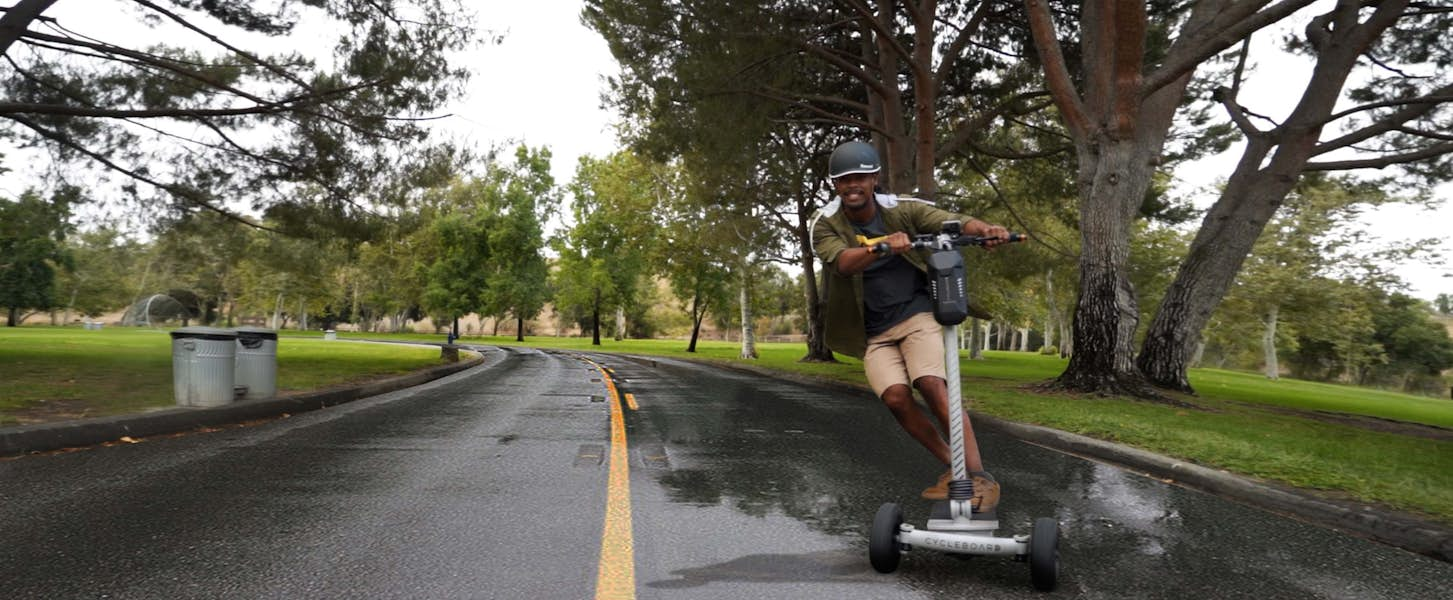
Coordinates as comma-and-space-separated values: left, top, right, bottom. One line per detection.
1189, 367, 1453, 428
0, 327, 448, 423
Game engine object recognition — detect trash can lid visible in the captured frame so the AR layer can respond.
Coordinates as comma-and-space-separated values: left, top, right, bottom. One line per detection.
169, 326, 237, 341
235, 326, 279, 341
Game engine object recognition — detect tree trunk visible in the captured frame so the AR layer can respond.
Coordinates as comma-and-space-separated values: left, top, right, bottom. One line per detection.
1262, 305, 1280, 380
1060, 320, 1072, 358
1055, 139, 1156, 396
1189, 336, 1206, 368
1019, 327, 1030, 352
592, 288, 602, 346
1137, 0, 1405, 392
63, 286, 79, 326
516, 314, 525, 342
864, 9, 912, 193
614, 306, 626, 341
687, 294, 702, 353
1138, 140, 1291, 391
798, 227, 834, 362
271, 292, 284, 329
6, 306, 18, 326
968, 317, 983, 359
739, 266, 757, 359
1043, 270, 1057, 351
351, 283, 363, 332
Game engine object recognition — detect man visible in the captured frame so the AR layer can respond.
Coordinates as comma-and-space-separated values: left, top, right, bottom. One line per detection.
810, 140, 1010, 510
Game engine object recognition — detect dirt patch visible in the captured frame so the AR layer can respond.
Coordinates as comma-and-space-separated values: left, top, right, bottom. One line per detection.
2, 399, 99, 426
1254, 404, 1453, 441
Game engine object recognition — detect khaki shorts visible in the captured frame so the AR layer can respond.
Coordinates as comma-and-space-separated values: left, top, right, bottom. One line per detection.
863, 311, 946, 398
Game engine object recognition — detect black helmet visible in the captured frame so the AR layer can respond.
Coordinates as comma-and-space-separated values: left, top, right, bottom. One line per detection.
828, 141, 881, 179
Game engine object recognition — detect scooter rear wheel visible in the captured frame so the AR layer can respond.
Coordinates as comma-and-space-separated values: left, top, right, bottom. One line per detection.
869, 503, 904, 573
1029, 517, 1059, 591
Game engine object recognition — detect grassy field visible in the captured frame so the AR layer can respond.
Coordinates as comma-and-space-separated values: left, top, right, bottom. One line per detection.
4, 326, 1450, 525
0, 327, 448, 424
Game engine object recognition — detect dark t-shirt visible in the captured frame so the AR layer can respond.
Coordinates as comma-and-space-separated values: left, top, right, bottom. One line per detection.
850, 211, 933, 336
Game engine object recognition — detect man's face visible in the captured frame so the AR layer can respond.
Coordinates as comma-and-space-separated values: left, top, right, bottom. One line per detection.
833, 172, 877, 210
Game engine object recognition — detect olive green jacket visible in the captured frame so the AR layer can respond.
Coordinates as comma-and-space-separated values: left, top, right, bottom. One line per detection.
810, 193, 983, 359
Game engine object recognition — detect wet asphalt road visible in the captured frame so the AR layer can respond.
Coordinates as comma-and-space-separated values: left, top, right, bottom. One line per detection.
2, 345, 1449, 599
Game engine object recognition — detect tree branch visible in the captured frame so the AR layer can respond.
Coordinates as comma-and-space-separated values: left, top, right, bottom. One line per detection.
961, 153, 1078, 260
934, 0, 993, 91
128, 0, 319, 94
17, 31, 405, 141
1304, 141, 1453, 171
1323, 92, 1453, 126
0, 0, 59, 56
1313, 82, 1453, 155
1212, 86, 1269, 138
3, 114, 278, 232
1145, 0, 1319, 99
836, 0, 923, 78
1023, 0, 1091, 138
939, 91, 1054, 158
790, 38, 894, 101
966, 138, 1071, 160
0, 101, 304, 119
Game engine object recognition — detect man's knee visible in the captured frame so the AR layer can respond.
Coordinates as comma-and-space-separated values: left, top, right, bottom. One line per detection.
880, 384, 915, 411
913, 375, 946, 393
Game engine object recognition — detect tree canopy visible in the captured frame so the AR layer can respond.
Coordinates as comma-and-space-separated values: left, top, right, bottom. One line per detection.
1, 0, 477, 237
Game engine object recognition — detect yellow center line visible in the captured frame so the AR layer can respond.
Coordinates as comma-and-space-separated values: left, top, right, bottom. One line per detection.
624, 393, 638, 411
588, 359, 635, 600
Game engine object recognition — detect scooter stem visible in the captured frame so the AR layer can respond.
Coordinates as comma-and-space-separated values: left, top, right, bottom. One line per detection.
943, 324, 967, 482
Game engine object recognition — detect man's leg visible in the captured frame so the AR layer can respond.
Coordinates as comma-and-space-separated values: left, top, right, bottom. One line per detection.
914, 375, 1000, 510
878, 383, 950, 465
914, 376, 982, 473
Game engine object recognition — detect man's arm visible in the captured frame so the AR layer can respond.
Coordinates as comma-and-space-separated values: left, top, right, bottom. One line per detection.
812, 214, 879, 276
909, 202, 1010, 247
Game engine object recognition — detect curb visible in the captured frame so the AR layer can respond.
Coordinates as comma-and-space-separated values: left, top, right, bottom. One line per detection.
610, 353, 1453, 563
0, 353, 484, 457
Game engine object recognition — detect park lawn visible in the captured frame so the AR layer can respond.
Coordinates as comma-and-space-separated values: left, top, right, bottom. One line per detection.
0, 327, 448, 424
457, 334, 1453, 524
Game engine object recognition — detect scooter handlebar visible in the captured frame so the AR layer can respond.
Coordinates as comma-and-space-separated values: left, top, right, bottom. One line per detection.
870, 232, 1026, 254
909, 232, 1027, 249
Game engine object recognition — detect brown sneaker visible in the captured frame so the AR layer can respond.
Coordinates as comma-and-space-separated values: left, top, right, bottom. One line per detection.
920, 470, 952, 500
971, 473, 1000, 513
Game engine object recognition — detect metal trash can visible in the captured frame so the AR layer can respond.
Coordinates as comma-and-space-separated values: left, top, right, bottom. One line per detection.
234, 327, 278, 401
324, 329, 337, 341
170, 327, 237, 407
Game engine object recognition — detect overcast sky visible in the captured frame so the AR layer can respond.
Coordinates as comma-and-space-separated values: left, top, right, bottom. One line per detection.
6, 1, 1448, 300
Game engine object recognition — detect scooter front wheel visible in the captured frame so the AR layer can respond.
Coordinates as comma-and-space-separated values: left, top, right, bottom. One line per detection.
869, 503, 904, 573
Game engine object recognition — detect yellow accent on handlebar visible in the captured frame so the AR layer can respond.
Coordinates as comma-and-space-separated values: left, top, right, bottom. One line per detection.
855, 234, 890, 247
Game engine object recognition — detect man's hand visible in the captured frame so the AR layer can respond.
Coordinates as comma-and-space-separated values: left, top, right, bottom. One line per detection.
969, 220, 1011, 249
880, 231, 913, 255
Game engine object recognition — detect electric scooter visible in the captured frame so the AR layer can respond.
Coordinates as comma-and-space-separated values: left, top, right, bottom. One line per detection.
864, 221, 1060, 592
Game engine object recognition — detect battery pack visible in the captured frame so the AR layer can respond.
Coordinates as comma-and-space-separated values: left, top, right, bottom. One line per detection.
927, 249, 968, 325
